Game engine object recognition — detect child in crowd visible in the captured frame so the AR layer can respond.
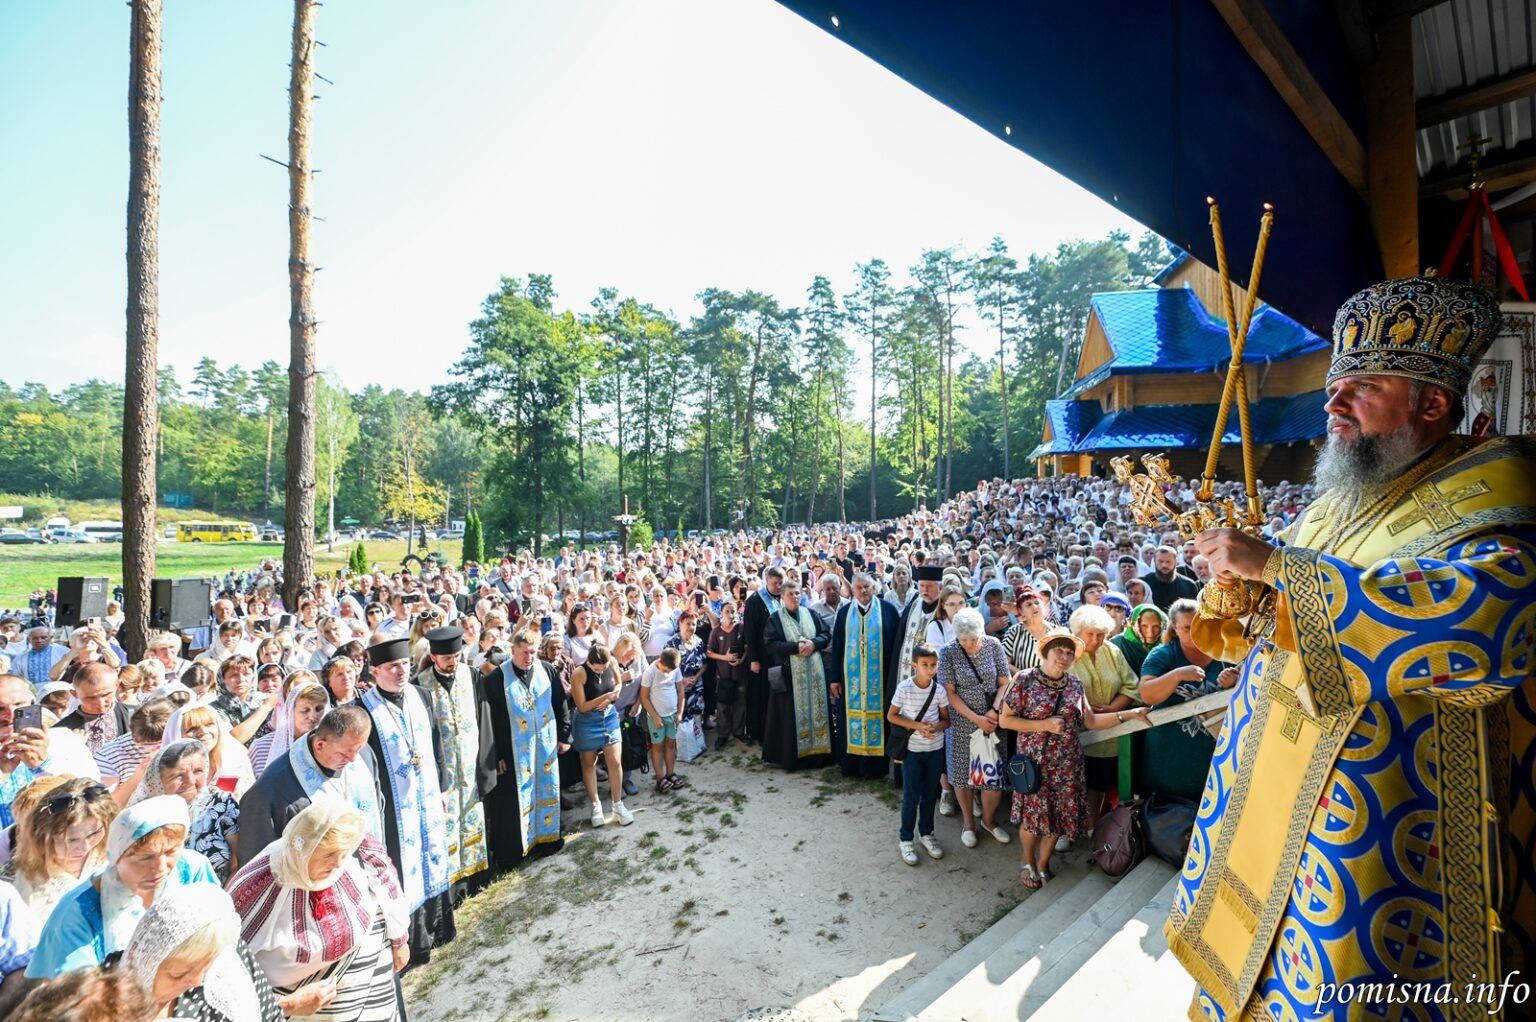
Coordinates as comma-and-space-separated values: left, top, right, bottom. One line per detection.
887, 643, 950, 866
640, 647, 686, 793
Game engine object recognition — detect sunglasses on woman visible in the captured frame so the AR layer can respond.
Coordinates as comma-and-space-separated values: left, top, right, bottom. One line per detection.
39, 784, 112, 815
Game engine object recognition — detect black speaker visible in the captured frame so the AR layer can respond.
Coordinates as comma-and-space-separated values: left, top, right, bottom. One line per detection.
150, 578, 215, 631
56, 576, 110, 627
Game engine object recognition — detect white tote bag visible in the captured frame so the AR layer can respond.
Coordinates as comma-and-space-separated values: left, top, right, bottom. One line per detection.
676, 716, 706, 762
968, 727, 1004, 788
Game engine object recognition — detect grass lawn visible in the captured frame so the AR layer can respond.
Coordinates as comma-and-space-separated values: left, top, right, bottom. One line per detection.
0, 539, 461, 607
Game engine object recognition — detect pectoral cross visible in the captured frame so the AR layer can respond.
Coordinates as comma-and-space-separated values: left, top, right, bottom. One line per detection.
1386, 478, 1491, 536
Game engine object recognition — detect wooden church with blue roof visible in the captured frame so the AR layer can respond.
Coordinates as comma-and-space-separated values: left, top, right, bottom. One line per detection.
1031, 252, 1330, 482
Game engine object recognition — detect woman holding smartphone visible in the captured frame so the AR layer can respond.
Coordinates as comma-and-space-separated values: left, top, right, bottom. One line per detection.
568, 646, 633, 829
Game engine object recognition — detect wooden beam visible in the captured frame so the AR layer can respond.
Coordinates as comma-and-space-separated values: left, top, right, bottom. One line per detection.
1417, 68, 1536, 127
1209, 0, 1368, 192
1331, 0, 1378, 68
1421, 153, 1536, 197
1366, 15, 1419, 275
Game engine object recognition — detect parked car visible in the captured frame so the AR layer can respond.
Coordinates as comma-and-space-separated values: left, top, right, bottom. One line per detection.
0, 530, 45, 545
54, 530, 100, 544
24, 529, 54, 543
259, 529, 282, 542
438, 529, 464, 540
368, 529, 401, 541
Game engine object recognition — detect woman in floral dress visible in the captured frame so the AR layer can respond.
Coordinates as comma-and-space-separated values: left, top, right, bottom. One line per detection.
1000, 628, 1145, 889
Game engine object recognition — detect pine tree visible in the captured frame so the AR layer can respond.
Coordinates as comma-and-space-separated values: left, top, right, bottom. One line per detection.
349, 541, 368, 576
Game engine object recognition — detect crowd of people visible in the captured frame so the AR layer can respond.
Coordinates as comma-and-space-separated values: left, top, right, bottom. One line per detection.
0, 472, 1312, 1020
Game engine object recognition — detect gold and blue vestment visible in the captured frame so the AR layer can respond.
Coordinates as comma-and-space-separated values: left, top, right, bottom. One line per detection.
1168, 435, 1536, 1022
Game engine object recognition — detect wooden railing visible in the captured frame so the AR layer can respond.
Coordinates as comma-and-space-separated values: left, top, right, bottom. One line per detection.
1078, 689, 1234, 747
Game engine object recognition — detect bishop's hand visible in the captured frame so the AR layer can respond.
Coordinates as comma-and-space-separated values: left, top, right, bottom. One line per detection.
1193, 528, 1274, 582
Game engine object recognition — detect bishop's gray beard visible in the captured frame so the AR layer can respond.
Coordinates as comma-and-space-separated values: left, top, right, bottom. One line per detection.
1312, 424, 1424, 516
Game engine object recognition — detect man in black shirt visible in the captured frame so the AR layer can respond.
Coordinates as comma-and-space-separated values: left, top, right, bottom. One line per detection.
1140, 545, 1200, 611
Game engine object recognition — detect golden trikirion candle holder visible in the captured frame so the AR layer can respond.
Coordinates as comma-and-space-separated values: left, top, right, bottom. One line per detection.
1111, 199, 1277, 623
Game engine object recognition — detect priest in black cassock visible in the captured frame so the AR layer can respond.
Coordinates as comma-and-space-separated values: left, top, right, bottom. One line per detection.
827, 572, 900, 779
235, 703, 385, 863
478, 629, 567, 873
415, 626, 489, 898
741, 566, 784, 743
361, 636, 456, 967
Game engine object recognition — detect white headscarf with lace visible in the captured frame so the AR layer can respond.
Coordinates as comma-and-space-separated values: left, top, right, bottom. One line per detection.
124, 881, 263, 1022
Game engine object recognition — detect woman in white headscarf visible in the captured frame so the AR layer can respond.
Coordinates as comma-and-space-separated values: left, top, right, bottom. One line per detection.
133, 740, 240, 883
123, 881, 282, 1022
25, 795, 217, 979
247, 682, 329, 778
228, 799, 409, 1022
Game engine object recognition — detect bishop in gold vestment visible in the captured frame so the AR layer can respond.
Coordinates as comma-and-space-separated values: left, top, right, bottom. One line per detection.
1167, 278, 1536, 1022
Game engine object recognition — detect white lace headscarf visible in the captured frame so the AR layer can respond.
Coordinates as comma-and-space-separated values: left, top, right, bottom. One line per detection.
124, 881, 263, 1022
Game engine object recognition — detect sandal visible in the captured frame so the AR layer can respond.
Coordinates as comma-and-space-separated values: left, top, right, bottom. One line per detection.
668, 773, 690, 790
1040, 868, 1054, 883
655, 777, 672, 794
1018, 865, 1042, 890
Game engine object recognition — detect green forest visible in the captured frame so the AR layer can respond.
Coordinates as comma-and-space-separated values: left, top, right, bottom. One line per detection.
0, 231, 1167, 550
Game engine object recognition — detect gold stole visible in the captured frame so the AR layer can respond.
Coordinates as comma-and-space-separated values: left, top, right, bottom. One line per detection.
1167, 435, 1536, 1019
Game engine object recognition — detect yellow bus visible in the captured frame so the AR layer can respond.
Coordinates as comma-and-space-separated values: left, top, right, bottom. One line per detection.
176, 521, 256, 543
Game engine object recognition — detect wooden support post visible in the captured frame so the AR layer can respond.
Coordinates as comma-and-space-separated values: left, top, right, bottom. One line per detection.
1365, 15, 1419, 277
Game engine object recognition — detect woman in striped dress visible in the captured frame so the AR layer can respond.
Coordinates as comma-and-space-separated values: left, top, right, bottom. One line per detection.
229, 800, 410, 1022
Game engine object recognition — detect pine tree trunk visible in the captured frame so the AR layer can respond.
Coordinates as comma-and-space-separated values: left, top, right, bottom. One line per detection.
702, 370, 714, 531
282, 0, 319, 608
742, 324, 765, 527
806, 366, 824, 526
999, 306, 1011, 479
263, 411, 274, 518
868, 322, 877, 521
122, 0, 162, 662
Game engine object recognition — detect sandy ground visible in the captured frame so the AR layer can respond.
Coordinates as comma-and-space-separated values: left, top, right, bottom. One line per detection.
403, 742, 1043, 1022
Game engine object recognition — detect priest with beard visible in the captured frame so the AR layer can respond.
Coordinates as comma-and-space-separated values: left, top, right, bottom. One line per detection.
416, 626, 489, 897
1168, 277, 1536, 1022
478, 629, 566, 873
361, 636, 455, 967
828, 572, 899, 779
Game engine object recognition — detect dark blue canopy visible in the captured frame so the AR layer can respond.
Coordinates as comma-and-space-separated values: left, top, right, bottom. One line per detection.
776, 0, 1384, 336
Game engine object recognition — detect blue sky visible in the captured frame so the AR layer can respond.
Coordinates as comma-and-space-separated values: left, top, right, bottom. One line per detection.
1, 1, 1144, 394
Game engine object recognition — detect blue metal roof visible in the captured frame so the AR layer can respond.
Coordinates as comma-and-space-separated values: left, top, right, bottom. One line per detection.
1087, 288, 1328, 377
1037, 390, 1326, 456
1029, 399, 1107, 459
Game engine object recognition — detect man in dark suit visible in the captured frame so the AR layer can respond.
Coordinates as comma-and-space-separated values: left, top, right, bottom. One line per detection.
828, 573, 899, 779
741, 566, 785, 743
51, 662, 133, 753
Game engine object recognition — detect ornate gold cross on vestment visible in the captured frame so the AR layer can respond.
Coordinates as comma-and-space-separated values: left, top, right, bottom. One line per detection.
1386, 478, 1491, 536
1269, 682, 1338, 743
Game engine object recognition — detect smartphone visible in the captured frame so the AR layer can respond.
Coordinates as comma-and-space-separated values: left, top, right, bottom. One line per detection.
540, 614, 553, 635
12, 705, 43, 733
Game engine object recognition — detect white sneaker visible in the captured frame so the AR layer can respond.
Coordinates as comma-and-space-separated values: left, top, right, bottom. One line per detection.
960, 828, 978, 848
919, 834, 945, 859
613, 801, 635, 826
1055, 835, 1072, 852
590, 803, 606, 828
899, 840, 919, 866
989, 824, 1012, 845
937, 791, 958, 817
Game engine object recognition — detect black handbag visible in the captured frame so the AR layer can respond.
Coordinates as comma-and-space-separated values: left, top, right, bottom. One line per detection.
1144, 792, 1198, 866
887, 682, 938, 763
766, 665, 787, 694
1006, 679, 1066, 796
